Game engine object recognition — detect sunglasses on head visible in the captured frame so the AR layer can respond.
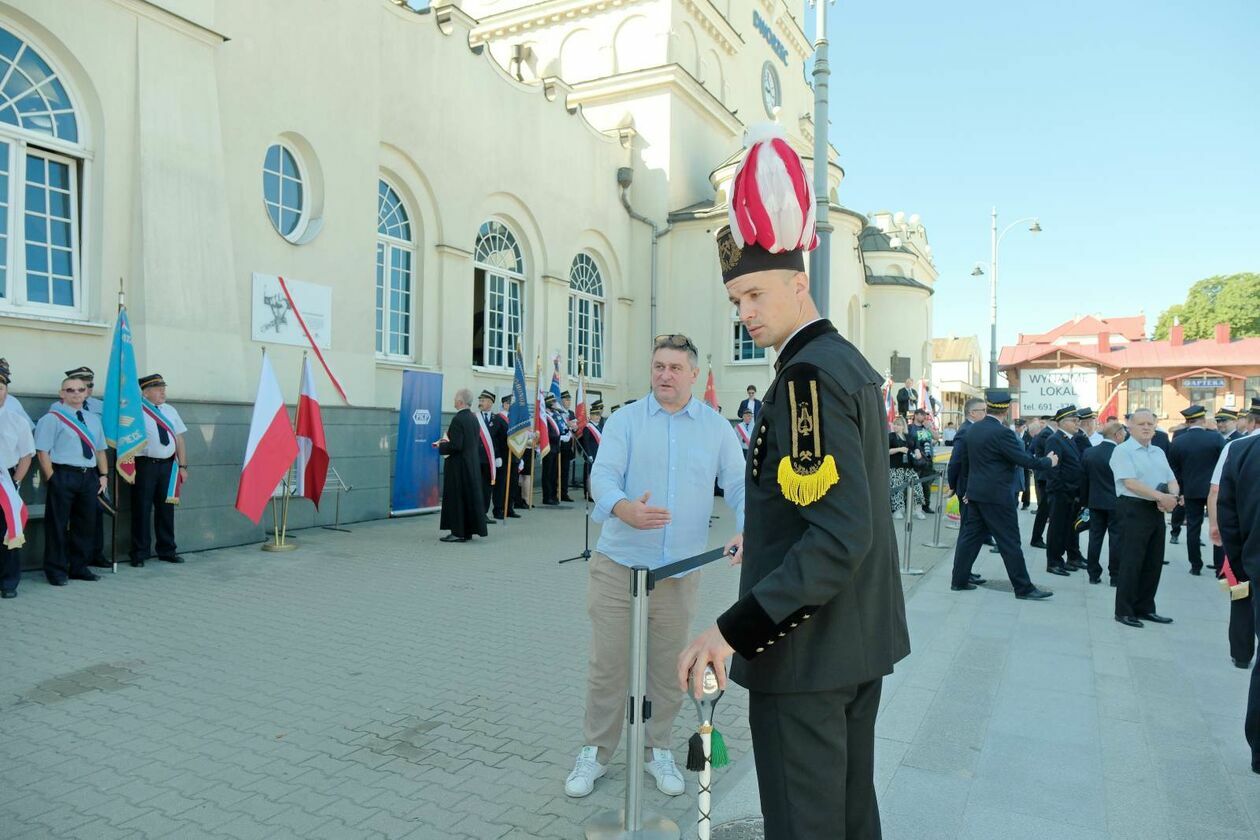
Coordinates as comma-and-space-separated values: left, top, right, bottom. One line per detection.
653, 333, 697, 354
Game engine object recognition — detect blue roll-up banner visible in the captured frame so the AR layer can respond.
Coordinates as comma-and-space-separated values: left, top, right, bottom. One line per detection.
391, 370, 444, 516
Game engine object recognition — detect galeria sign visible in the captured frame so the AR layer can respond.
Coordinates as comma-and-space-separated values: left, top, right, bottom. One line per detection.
1018, 367, 1097, 416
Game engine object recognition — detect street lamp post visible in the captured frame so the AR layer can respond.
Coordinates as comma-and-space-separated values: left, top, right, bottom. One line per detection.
972, 208, 1041, 388
808, 0, 834, 316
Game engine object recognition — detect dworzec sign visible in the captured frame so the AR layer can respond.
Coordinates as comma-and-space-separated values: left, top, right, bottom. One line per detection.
1018, 367, 1098, 416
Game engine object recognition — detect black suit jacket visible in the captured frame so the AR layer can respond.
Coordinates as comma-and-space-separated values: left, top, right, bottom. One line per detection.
737, 398, 762, 420
1169, 427, 1225, 499
1218, 434, 1260, 582
946, 419, 973, 493
1073, 430, 1092, 457
1032, 425, 1055, 468
1152, 429, 1170, 454
1045, 430, 1084, 496
1082, 440, 1119, 511
718, 319, 910, 693
958, 416, 1051, 505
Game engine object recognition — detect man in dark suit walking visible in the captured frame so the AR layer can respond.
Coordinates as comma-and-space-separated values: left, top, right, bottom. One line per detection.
949, 389, 1056, 599
1083, 420, 1126, 585
1170, 404, 1225, 574
1215, 430, 1260, 775
1045, 405, 1086, 575
736, 385, 762, 422
1030, 416, 1057, 548
947, 399, 995, 564
678, 129, 909, 840
1018, 418, 1037, 509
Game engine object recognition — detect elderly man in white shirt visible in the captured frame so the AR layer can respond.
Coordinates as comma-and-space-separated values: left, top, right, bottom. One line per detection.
130, 373, 189, 568
0, 369, 36, 598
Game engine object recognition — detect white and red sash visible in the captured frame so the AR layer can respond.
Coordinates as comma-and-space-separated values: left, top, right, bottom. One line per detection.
0, 468, 27, 548
50, 406, 98, 454
474, 411, 496, 483
735, 422, 751, 446
142, 399, 178, 442
586, 423, 602, 445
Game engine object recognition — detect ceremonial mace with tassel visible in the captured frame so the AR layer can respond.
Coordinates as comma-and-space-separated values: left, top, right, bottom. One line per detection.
687, 666, 729, 840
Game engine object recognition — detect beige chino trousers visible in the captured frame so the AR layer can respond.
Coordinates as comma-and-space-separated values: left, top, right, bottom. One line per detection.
583, 551, 701, 764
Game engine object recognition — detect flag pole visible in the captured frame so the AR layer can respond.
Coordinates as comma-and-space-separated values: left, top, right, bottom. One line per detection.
110, 278, 124, 574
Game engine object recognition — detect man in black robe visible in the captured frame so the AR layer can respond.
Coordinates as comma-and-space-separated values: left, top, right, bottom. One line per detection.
438, 388, 487, 543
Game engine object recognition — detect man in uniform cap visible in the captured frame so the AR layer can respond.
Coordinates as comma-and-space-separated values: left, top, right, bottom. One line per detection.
1076, 406, 1101, 449
1083, 420, 1128, 585
474, 389, 504, 524
559, 390, 578, 501
678, 123, 909, 839
1218, 408, 1242, 442
579, 400, 604, 501
34, 374, 108, 585
0, 364, 35, 598
130, 374, 189, 567
1029, 414, 1058, 548
1209, 396, 1260, 666
1169, 404, 1224, 574
540, 393, 563, 505
1044, 405, 1087, 575
56, 367, 108, 567
499, 395, 526, 515
950, 389, 1056, 598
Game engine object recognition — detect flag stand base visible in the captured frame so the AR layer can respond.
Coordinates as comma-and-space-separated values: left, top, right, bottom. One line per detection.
262, 541, 297, 552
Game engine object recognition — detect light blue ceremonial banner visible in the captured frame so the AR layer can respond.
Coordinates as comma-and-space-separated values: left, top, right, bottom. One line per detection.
391, 370, 443, 516
102, 308, 148, 464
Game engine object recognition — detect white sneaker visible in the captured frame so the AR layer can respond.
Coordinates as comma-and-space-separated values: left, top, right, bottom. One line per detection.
645, 748, 685, 796
913, 510, 926, 520
892, 510, 904, 520
564, 746, 606, 797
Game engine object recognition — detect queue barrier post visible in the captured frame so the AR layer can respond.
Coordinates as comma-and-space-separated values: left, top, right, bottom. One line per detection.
922, 473, 952, 549
586, 547, 731, 840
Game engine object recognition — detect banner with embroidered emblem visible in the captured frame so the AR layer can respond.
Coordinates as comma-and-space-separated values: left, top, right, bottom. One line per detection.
777, 375, 839, 505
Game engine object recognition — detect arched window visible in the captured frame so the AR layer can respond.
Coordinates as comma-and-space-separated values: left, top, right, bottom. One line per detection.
473, 220, 524, 369
375, 179, 413, 358
732, 307, 766, 362
0, 25, 84, 315
567, 253, 605, 379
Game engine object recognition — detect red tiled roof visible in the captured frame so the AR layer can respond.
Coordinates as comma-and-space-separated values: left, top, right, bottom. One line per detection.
999, 335, 1260, 371
1018, 314, 1147, 344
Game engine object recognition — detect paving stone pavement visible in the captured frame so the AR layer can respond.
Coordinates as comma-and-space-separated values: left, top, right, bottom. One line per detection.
2, 498, 1257, 839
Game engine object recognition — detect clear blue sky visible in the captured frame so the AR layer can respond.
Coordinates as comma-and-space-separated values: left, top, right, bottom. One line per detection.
808, 0, 1260, 368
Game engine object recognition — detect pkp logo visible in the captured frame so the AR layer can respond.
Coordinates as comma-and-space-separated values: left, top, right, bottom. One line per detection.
412, 409, 431, 426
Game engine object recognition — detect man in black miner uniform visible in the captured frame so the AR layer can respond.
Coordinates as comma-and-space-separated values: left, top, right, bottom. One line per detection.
1044, 405, 1086, 575
949, 389, 1056, 599
1030, 415, 1056, 548
1074, 407, 1097, 454
1169, 404, 1224, 574
540, 393, 562, 505
947, 398, 994, 571
559, 390, 577, 500
736, 385, 762, 422
481, 390, 516, 521
677, 126, 909, 840
1216, 429, 1260, 776
1018, 418, 1035, 509
499, 395, 527, 514
1217, 409, 1240, 442
1083, 420, 1126, 585
579, 401, 604, 501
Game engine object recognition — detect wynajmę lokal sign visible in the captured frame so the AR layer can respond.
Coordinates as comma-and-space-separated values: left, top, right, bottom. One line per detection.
1018, 367, 1098, 416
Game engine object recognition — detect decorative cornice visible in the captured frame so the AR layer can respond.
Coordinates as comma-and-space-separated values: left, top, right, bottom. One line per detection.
542, 273, 568, 286
436, 243, 473, 259
469, 0, 652, 44
567, 64, 742, 135
110, 0, 229, 45
679, 0, 744, 57
774, 5, 810, 61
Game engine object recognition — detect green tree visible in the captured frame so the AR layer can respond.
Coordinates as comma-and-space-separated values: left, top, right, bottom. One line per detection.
1153, 273, 1260, 340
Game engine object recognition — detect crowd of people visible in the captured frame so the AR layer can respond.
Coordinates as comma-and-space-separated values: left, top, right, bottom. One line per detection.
0, 360, 189, 600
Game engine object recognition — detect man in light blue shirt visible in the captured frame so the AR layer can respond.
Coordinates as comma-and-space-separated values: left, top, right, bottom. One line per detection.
565, 334, 745, 800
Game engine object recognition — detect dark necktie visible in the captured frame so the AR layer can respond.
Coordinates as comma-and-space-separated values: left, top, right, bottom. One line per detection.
75, 410, 93, 459
156, 412, 170, 447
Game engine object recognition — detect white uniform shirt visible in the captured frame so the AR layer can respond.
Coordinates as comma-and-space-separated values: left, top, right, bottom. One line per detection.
1210, 427, 1260, 487
2, 394, 35, 430
0, 405, 36, 470
141, 402, 187, 459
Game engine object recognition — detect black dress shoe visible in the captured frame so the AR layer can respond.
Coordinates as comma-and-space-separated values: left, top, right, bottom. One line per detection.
1067, 561, 1087, 571
971, 577, 987, 585
1, 590, 15, 599
1017, 588, 1053, 600
69, 571, 101, 582
130, 560, 145, 568
1030, 538, 1047, 549
561, 496, 574, 502
1252, 759, 1259, 775
1169, 535, 1180, 545
159, 555, 185, 564
989, 547, 1002, 554
969, 573, 983, 582
1089, 576, 1101, 585
485, 519, 497, 525
1109, 579, 1117, 587
543, 500, 559, 506
1115, 615, 1143, 628
47, 578, 68, 587
506, 512, 522, 519
89, 560, 113, 569
1046, 567, 1070, 577
1189, 567, 1202, 576
951, 582, 977, 591
1020, 505, 1030, 510
1233, 659, 1251, 669
439, 535, 468, 543
1137, 613, 1173, 624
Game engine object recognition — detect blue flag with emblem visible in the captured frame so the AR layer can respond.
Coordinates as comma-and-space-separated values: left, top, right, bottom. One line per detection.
102, 307, 148, 483
508, 343, 532, 458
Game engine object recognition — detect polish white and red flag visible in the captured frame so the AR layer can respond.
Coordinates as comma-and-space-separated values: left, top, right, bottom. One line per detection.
574, 367, 588, 434
0, 468, 27, 549
294, 355, 329, 508
235, 351, 299, 524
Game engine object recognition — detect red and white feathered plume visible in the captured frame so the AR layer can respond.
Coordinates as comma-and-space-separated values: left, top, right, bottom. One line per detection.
728, 123, 818, 254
